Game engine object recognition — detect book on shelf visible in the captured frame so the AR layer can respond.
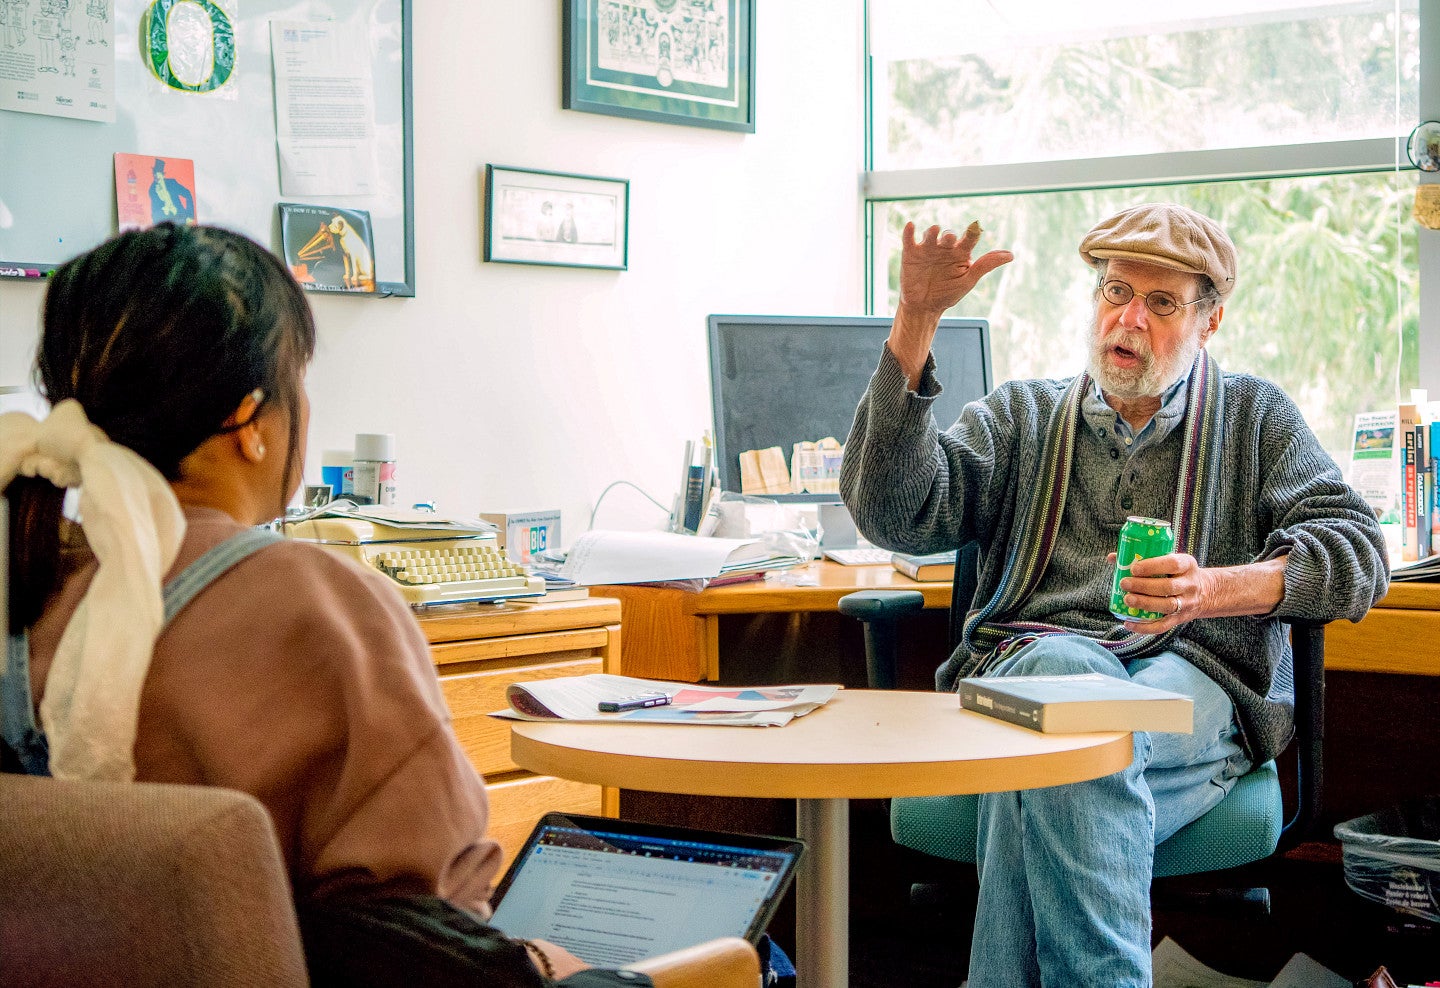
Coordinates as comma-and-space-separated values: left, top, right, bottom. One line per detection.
1430, 419, 1440, 548
958, 673, 1194, 734
1400, 401, 1422, 561
682, 462, 707, 532
492, 673, 839, 728
892, 549, 958, 582
1419, 414, 1432, 559
1347, 409, 1400, 523
674, 433, 717, 534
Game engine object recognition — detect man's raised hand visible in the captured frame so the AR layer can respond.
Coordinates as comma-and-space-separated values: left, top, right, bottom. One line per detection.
898, 220, 1013, 315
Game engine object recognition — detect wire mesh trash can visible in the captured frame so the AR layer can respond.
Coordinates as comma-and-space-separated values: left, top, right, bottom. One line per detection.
1335, 797, 1440, 924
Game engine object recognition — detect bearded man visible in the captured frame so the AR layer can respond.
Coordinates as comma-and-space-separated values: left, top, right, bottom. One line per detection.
840, 202, 1387, 987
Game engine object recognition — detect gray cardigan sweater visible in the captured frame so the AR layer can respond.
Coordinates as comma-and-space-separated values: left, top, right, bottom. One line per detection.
841, 347, 1388, 764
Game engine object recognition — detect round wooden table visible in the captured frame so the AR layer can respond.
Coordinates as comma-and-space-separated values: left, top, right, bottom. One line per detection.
510, 689, 1132, 988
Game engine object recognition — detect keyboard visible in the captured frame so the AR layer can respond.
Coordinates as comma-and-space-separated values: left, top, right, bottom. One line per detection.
285, 514, 548, 607
822, 546, 894, 566
369, 539, 547, 607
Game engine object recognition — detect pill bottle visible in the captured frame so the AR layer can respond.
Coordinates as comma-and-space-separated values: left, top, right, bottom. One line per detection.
353, 433, 397, 506
321, 449, 353, 500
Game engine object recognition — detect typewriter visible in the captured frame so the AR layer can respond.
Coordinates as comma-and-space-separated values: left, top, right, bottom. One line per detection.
285, 512, 546, 608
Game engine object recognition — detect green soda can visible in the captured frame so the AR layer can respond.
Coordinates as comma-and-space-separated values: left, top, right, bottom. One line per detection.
1111, 516, 1176, 621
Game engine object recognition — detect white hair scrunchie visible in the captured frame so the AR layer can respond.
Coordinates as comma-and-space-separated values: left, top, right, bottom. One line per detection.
0, 399, 186, 781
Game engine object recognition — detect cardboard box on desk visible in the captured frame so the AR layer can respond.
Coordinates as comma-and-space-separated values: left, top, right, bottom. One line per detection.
738, 446, 790, 495
481, 510, 561, 565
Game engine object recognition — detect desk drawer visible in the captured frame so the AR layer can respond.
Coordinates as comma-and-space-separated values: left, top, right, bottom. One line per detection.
440, 657, 601, 778
431, 628, 611, 668
487, 775, 603, 869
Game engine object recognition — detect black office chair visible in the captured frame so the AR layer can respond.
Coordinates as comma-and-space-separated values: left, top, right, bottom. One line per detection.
838, 542, 1325, 915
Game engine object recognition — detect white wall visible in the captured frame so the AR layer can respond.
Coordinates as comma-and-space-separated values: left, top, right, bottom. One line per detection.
0, 1, 865, 537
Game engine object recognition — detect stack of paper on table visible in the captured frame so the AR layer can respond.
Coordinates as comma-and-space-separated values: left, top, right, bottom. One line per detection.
493, 673, 839, 727
558, 529, 806, 586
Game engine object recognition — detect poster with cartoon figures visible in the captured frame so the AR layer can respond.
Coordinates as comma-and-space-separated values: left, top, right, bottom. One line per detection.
279, 202, 376, 293
594, 0, 731, 91
114, 153, 198, 231
0, 0, 114, 121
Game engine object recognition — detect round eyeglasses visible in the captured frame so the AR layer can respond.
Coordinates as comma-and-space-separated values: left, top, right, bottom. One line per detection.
1099, 280, 1205, 318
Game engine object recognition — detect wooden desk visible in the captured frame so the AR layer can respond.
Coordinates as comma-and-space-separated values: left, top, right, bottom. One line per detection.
1324, 580, 1440, 675
598, 561, 951, 683
417, 596, 621, 866
511, 689, 1131, 988
604, 562, 1440, 683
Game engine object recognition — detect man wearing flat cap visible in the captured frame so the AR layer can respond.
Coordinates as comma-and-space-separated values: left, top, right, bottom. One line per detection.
841, 203, 1387, 987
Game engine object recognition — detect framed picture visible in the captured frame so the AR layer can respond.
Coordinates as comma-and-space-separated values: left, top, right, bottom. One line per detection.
484, 166, 629, 270
563, 0, 754, 134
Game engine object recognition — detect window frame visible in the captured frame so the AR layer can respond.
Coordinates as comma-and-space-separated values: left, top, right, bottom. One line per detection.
861, 3, 1440, 388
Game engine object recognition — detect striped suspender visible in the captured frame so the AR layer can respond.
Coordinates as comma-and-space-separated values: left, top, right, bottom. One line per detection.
964, 352, 1224, 664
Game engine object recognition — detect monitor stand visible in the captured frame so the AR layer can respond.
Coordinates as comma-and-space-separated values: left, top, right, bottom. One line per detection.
818, 502, 857, 549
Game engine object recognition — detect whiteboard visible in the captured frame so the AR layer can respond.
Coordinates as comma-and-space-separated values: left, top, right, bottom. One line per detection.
0, 0, 414, 295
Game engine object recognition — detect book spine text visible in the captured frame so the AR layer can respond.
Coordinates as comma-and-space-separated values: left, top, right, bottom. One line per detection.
960, 681, 1043, 731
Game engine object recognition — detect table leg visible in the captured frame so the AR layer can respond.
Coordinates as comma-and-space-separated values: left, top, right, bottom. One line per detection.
796, 797, 848, 988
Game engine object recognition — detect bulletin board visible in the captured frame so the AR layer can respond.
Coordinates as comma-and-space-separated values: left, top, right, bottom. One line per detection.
0, 0, 415, 296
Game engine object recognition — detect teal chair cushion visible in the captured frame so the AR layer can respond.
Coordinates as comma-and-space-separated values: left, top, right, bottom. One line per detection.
890, 759, 1282, 878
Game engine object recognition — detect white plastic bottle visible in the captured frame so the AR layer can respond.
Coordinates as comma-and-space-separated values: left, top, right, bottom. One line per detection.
353, 433, 397, 506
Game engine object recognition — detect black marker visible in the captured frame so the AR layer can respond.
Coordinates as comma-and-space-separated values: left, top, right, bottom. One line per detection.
598, 692, 672, 713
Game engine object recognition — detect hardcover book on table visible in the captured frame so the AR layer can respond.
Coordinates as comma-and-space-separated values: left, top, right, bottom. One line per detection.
959, 673, 1193, 734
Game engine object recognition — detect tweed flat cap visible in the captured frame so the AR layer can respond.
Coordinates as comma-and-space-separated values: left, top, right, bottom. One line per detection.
1079, 203, 1237, 300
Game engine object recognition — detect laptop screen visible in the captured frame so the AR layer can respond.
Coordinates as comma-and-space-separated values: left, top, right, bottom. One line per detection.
489, 813, 804, 968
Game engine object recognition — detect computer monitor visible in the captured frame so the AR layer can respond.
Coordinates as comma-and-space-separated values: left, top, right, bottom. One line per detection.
707, 314, 993, 501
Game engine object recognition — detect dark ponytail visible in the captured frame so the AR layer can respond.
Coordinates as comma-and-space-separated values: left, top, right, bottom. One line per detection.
7, 224, 316, 632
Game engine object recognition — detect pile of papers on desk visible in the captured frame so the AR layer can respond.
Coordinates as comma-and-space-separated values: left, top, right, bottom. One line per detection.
493, 673, 838, 727
288, 499, 497, 533
557, 529, 807, 586
1389, 552, 1440, 582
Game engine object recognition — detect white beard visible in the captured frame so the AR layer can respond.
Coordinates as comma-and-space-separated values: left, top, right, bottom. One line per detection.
1087, 322, 1202, 400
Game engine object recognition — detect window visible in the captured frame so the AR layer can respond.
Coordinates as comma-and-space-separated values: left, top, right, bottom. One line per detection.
871, 1, 1417, 171
865, 1, 1421, 463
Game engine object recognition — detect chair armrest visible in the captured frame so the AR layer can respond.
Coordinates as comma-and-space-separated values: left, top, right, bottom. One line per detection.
838, 589, 925, 689
1279, 618, 1326, 851
624, 936, 760, 988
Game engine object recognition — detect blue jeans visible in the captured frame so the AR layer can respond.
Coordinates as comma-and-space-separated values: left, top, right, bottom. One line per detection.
967, 635, 1250, 988
2, 630, 50, 775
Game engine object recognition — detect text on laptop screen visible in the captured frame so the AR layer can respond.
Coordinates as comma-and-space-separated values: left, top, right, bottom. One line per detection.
489, 822, 797, 967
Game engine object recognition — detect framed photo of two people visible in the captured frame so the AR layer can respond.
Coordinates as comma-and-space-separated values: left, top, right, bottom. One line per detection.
563, 0, 755, 133
484, 166, 630, 270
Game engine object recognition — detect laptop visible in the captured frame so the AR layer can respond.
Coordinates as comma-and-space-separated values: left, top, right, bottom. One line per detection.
489, 812, 805, 968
